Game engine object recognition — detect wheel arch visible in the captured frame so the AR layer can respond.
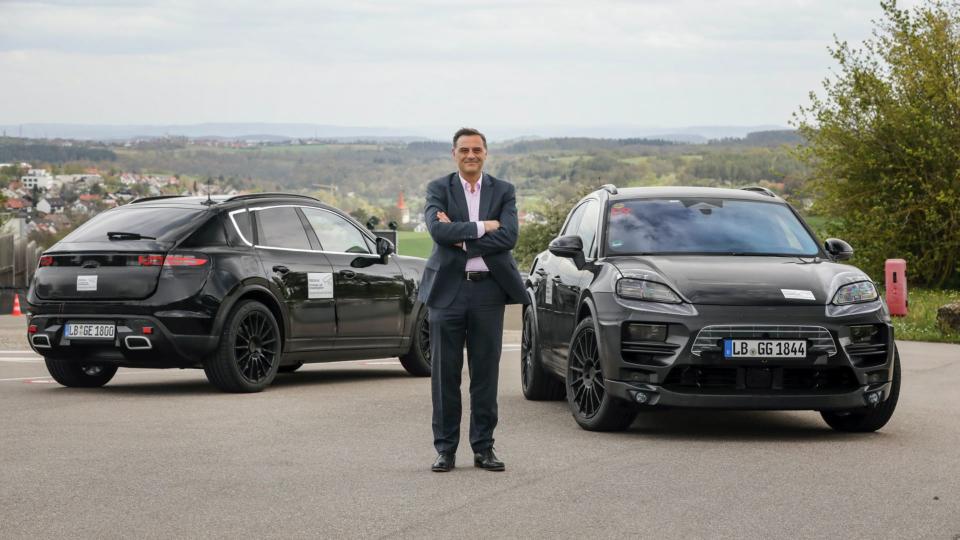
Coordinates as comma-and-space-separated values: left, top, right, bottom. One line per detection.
213, 282, 288, 348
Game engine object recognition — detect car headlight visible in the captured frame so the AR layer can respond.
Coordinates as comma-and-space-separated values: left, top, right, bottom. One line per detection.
832, 281, 878, 305
616, 278, 682, 304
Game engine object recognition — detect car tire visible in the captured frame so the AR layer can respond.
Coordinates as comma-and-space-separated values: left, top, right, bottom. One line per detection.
399, 306, 431, 377
277, 362, 303, 373
521, 306, 565, 400
565, 317, 637, 431
44, 358, 117, 388
204, 300, 281, 393
821, 347, 901, 432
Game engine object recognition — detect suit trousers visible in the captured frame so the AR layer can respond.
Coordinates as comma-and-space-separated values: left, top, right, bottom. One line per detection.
429, 276, 507, 454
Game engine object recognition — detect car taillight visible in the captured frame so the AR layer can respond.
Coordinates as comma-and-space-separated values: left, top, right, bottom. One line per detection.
38, 256, 54, 267
138, 254, 165, 266
163, 254, 208, 267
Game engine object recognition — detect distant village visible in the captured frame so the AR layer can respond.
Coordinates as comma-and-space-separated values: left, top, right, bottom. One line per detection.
0, 163, 243, 241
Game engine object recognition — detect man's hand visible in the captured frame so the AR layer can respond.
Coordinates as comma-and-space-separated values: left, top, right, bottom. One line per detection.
483, 220, 500, 233
437, 212, 463, 247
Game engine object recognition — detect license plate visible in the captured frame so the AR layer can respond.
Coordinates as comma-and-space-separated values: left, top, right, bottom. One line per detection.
65, 323, 115, 340
724, 339, 806, 358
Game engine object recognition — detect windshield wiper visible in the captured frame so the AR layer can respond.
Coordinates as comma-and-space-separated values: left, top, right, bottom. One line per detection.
106, 231, 156, 240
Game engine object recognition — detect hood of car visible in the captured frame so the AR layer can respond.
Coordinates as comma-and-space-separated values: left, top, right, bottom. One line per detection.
609, 255, 870, 306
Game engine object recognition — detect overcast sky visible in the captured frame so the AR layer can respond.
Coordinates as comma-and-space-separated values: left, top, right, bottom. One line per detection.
0, 0, 918, 132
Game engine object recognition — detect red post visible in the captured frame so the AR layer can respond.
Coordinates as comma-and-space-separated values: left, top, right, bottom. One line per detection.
884, 259, 908, 317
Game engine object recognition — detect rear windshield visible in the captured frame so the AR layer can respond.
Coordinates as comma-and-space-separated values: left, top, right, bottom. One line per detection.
62, 207, 208, 243
605, 198, 820, 256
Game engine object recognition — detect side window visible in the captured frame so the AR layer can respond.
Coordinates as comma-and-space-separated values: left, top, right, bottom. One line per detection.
577, 201, 600, 258
181, 215, 227, 247
301, 207, 372, 254
255, 207, 311, 250
230, 210, 254, 245
562, 203, 588, 237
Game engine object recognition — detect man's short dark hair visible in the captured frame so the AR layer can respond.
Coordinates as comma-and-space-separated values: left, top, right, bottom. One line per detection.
453, 127, 487, 149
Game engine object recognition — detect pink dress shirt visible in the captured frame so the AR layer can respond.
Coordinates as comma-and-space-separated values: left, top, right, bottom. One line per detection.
459, 172, 489, 272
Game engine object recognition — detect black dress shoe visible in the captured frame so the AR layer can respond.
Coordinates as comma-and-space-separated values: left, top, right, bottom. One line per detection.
473, 448, 505, 471
431, 453, 455, 472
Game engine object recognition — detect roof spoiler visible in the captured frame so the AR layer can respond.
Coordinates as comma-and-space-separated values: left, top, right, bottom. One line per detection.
600, 184, 618, 195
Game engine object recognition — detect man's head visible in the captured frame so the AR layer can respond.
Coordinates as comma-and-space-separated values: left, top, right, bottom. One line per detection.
452, 127, 487, 179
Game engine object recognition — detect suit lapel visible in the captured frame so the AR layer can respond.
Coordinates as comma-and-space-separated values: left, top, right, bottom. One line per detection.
447, 173, 469, 221
478, 174, 494, 221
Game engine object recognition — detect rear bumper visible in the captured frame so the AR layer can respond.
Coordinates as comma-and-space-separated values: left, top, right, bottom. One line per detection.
607, 380, 893, 411
27, 313, 217, 367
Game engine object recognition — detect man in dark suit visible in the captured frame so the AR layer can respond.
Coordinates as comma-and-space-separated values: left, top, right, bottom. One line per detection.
419, 127, 529, 472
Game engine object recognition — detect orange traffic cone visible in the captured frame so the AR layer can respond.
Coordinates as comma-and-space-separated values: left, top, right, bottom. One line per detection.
11, 294, 22, 316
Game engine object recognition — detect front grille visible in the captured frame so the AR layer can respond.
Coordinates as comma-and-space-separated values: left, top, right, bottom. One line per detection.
664, 366, 859, 393
692, 325, 837, 357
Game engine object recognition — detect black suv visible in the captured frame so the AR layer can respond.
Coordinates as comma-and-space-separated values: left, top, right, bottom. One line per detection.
522, 185, 899, 433
26, 194, 431, 392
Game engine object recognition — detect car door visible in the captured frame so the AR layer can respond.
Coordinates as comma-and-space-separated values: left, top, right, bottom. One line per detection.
553, 199, 600, 364
299, 206, 406, 350
538, 202, 588, 368
251, 205, 337, 352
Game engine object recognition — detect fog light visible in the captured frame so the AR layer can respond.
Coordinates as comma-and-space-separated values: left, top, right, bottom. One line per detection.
142, 326, 153, 335
625, 323, 667, 342
849, 325, 879, 344
634, 391, 650, 404
865, 391, 882, 407
28, 324, 38, 334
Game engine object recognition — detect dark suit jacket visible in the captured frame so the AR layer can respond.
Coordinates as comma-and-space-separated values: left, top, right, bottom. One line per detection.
417, 172, 530, 308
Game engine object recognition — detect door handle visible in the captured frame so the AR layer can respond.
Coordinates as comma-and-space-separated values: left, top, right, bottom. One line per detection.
535, 268, 548, 277
339, 269, 357, 279
272, 265, 289, 275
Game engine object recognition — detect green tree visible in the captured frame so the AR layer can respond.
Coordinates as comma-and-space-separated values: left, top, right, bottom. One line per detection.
794, 0, 960, 286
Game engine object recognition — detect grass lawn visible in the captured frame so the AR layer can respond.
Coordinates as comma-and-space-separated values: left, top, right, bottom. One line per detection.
888, 288, 960, 343
396, 231, 432, 259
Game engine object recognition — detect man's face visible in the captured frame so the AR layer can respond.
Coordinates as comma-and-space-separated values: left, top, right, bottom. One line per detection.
453, 135, 486, 176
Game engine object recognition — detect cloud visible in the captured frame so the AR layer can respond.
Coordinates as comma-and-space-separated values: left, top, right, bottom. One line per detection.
0, 0, 914, 127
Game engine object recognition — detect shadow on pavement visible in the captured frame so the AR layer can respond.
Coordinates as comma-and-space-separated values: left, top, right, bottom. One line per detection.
624, 409, 871, 441
41, 368, 414, 396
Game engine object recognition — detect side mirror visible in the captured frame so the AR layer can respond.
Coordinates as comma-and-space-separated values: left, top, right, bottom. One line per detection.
824, 238, 853, 261
549, 235, 585, 269
376, 236, 395, 262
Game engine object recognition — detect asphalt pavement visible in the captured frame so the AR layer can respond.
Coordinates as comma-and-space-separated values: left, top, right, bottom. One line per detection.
0, 311, 958, 539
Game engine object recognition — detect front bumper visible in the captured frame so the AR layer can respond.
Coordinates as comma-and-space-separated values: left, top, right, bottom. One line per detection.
27, 313, 218, 368
592, 293, 896, 410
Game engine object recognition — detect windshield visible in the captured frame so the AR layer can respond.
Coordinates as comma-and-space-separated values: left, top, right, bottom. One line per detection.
62, 207, 207, 243
605, 198, 820, 256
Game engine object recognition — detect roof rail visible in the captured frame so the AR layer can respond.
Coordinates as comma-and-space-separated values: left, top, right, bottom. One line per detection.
129, 195, 187, 204
223, 193, 320, 203
740, 186, 777, 198
600, 184, 618, 195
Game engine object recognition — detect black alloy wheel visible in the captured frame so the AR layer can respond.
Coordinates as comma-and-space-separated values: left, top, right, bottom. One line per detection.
399, 307, 431, 376
521, 306, 564, 400
234, 310, 278, 383
204, 300, 281, 393
568, 323, 605, 417
565, 317, 637, 431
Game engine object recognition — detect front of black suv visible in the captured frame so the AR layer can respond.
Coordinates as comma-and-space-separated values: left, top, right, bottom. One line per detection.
583, 189, 896, 419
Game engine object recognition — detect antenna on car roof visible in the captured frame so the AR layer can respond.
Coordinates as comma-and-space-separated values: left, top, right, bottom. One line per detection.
201, 176, 215, 206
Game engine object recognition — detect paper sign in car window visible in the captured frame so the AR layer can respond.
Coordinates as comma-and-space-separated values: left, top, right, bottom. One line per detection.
308, 272, 334, 299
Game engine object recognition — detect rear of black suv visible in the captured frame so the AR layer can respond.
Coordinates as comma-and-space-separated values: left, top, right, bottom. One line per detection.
26, 200, 238, 377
